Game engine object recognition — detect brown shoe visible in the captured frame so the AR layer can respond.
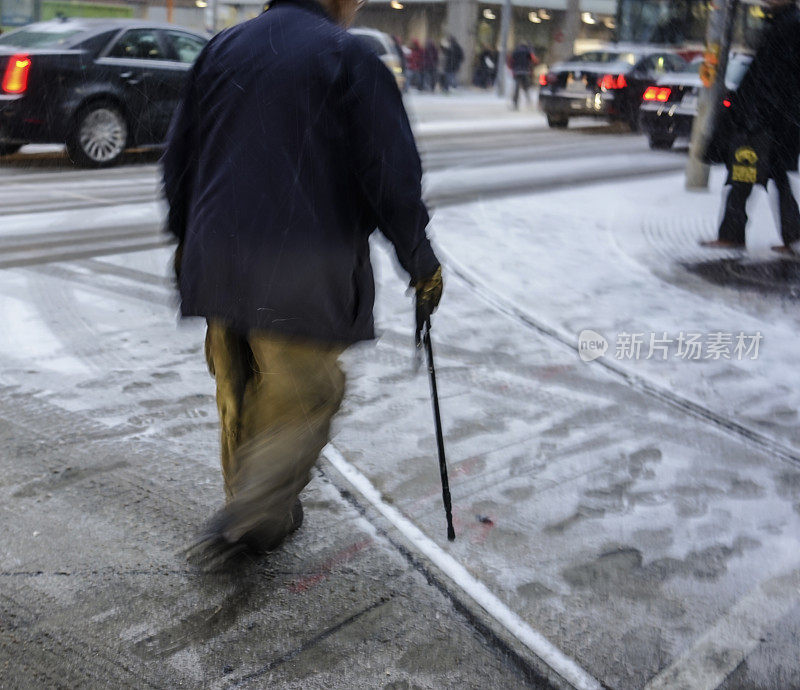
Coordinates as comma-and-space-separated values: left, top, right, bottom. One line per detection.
699, 239, 746, 249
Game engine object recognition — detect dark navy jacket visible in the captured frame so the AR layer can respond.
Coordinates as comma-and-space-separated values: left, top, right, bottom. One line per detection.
162, 0, 439, 343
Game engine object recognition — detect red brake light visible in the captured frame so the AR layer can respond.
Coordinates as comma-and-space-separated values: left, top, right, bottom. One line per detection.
2, 54, 31, 94
643, 86, 671, 102
655, 87, 671, 102
599, 74, 627, 90
723, 99, 731, 108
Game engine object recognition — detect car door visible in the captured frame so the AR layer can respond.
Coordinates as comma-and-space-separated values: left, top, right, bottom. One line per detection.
96, 28, 178, 144
160, 30, 207, 136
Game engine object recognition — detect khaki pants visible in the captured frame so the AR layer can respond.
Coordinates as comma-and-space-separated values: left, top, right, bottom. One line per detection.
204, 321, 346, 546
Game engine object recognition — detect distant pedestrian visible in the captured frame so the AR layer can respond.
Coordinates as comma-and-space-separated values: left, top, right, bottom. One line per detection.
407, 38, 423, 90
423, 39, 439, 91
391, 35, 408, 91
163, 0, 443, 570
474, 44, 495, 88
701, 0, 800, 253
510, 42, 534, 110
441, 35, 463, 93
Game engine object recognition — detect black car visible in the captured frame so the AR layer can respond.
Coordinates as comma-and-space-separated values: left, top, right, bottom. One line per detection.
638, 54, 753, 150
0, 18, 206, 166
538, 47, 688, 130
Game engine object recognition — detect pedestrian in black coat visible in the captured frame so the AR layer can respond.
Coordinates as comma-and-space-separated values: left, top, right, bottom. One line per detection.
423, 39, 439, 91
441, 36, 463, 92
702, 0, 800, 252
163, 0, 442, 569
510, 43, 534, 110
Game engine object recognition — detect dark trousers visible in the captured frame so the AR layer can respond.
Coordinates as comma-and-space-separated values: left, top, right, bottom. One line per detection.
423, 69, 437, 91
512, 75, 531, 109
719, 169, 800, 246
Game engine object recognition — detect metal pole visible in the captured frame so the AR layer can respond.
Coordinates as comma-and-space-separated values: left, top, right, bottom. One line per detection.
496, 0, 512, 97
686, 0, 739, 188
422, 320, 456, 542
208, 0, 219, 33
557, 0, 581, 63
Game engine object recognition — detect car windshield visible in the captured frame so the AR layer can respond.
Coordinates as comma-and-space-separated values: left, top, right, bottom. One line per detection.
570, 51, 637, 65
0, 26, 85, 48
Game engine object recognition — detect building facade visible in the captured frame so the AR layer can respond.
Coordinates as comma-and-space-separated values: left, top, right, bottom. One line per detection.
353, 0, 617, 80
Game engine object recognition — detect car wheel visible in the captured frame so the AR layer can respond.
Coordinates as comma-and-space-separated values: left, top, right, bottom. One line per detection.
649, 135, 675, 150
67, 102, 128, 167
0, 143, 22, 156
547, 115, 569, 129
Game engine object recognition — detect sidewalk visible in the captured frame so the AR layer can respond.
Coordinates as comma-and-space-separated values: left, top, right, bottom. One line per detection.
328, 165, 800, 688
433, 166, 800, 454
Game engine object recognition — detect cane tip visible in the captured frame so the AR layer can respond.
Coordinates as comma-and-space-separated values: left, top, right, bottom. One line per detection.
447, 527, 456, 541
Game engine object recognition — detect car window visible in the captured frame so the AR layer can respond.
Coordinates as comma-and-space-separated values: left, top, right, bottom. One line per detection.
570, 51, 637, 65
685, 57, 702, 73
74, 30, 119, 55
164, 31, 206, 63
666, 54, 687, 71
108, 29, 166, 60
352, 34, 387, 57
0, 26, 84, 48
639, 54, 670, 74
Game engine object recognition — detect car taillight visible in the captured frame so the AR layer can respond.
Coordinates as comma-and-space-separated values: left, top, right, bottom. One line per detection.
723, 99, 731, 108
2, 54, 31, 94
599, 73, 627, 90
643, 86, 671, 102
539, 72, 555, 87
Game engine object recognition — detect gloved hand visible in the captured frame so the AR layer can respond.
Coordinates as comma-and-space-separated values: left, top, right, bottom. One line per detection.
414, 265, 443, 346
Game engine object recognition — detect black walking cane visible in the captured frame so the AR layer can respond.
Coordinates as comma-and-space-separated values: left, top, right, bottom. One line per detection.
420, 317, 456, 541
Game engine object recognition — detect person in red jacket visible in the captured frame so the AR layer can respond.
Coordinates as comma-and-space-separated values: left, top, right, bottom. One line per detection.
407, 39, 423, 90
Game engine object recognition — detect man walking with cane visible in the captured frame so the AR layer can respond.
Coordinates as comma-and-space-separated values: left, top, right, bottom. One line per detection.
163, 0, 442, 569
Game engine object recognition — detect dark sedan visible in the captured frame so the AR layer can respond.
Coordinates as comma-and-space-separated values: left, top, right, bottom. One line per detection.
0, 18, 206, 166
638, 54, 753, 150
538, 47, 688, 130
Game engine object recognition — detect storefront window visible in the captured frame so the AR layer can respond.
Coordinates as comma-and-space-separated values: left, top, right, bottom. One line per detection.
617, 0, 709, 44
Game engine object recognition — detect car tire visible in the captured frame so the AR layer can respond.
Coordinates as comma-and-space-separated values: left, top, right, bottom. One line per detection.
649, 135, 675, 150
547, 115, 569, 129
67, 101, 128, 168
0, 143, 22, 156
